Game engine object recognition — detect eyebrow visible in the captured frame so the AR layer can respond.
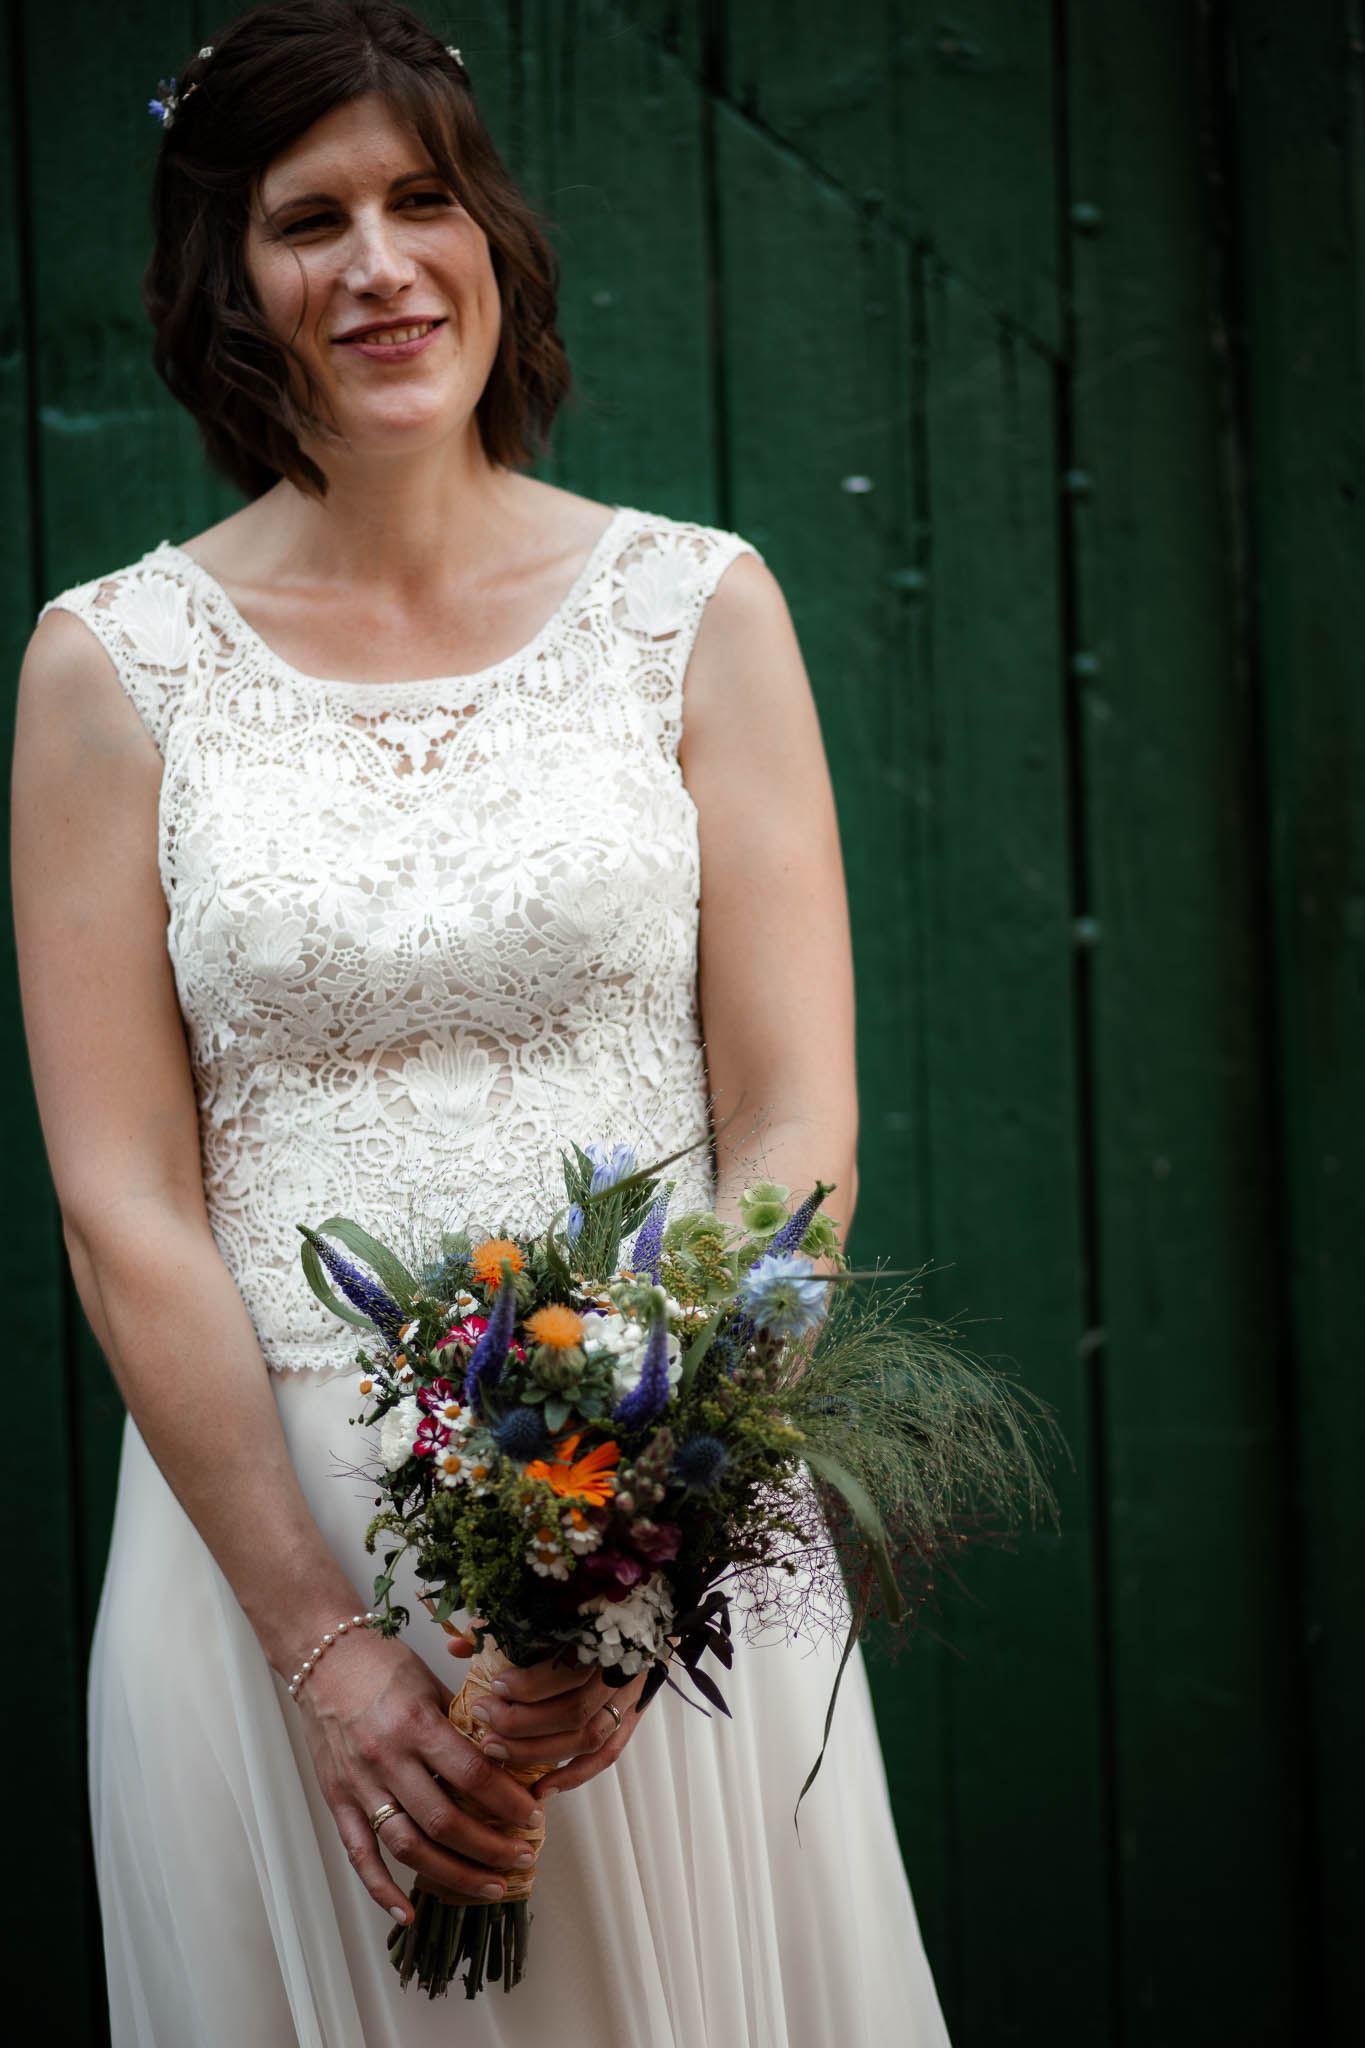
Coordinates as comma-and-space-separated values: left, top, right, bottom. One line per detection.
264, 169, 448, 217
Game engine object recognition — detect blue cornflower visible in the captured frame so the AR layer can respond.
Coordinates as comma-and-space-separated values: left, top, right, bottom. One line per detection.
736, 1251, 827, 1341
586, 1141, 637, 1194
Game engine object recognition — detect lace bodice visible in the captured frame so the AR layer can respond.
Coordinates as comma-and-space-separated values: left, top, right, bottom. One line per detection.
45, 506, 761, 1370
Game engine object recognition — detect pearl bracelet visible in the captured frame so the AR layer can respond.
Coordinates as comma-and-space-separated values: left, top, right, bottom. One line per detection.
287, 1612, 377, 1701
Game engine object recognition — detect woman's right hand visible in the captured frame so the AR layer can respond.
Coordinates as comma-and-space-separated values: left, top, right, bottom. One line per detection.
296, 1629, 543, 1923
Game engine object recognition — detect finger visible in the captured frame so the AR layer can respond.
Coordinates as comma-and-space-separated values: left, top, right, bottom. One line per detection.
369, 1804, 531, 1904
422, 1721, 543, 1831
487, 1650, 598, 1705
480, 1698, 623, 1770
387, 1757, 540, 1877
445, 1630, 478, 1659
333, 1803, 419, 1925
470, 1676, 608, 1745
531, 1713, 633, 1797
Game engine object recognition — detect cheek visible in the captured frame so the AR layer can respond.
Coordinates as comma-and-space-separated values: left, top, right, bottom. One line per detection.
246, 243, 314, 345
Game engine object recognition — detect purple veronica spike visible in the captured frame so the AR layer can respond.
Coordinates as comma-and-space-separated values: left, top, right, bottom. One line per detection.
631, 1191, 670, 1283
462, 1263, 518, 1414
303, 1228, 405, 1347
612, 1298, 672, 1428
754, 1181, 834, 1264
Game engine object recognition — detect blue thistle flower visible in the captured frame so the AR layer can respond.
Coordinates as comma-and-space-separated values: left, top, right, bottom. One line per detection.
673, 1435, 728, 1491
302, 1228, 406, 1348
631, 1190, 670, 1283
612, 1293, 672, 1428
492, 1406, 553, 1463
462, 1262, 518, 1414
736, 1251, 827, 1341
757, 1182, 833, 1264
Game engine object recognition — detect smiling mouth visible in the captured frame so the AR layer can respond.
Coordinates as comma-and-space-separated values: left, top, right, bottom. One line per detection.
336, 318, 444, 346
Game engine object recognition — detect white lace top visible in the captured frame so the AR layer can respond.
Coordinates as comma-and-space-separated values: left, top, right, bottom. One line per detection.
45, 505, 761, 1371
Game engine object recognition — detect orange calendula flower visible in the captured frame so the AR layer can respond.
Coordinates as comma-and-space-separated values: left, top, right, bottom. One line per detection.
525, 1433, 620, 1506
470, 1237, 525, 1289
525, 1303, 585, 1350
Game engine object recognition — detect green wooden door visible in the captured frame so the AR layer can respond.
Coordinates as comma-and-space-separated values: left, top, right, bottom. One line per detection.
3, 3, 1360, 2042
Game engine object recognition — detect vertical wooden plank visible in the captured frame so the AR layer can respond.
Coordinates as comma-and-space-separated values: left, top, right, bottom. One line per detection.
712, 93, 956, 1984
915, 259, 1109, 2045
518, 0, 718, 518
723, 0, 1062, 353
1229, 1, 1365, 2032
0, 10, 102, 2037
713, 88, 1108, 2038
27, 2, 235, 593
1065, 0, 1311, 2036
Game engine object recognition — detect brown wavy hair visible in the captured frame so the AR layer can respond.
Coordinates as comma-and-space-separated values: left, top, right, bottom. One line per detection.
144, 0, 571, 498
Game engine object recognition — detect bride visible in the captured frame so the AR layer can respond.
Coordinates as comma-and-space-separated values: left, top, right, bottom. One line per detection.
12, 4, 951, 2042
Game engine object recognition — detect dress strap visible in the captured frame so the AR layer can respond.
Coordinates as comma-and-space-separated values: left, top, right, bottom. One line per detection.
39, 547, 205, 758
603, 509, 766, 750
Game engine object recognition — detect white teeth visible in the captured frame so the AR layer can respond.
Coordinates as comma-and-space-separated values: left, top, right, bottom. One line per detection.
354, 321, 435, 345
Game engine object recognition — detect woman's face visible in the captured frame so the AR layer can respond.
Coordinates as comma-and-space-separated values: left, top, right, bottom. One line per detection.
244, 91, 502, 467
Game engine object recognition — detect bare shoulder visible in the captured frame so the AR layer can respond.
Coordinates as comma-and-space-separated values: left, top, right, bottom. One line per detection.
15, 605, 158, 785
683, 548, 811, 728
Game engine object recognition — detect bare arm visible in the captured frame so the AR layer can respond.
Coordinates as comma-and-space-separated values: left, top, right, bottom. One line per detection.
679, 553, 860, 1239
10, 609, 548, 1920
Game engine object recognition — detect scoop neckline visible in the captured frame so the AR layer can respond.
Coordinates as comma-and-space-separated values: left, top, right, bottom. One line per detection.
155, 504, 631, 700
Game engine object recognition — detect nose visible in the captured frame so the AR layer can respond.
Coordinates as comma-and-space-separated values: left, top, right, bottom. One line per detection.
343, 209, 418, 299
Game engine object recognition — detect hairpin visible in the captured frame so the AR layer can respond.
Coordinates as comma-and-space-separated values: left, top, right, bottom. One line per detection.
148, 46, 214, 129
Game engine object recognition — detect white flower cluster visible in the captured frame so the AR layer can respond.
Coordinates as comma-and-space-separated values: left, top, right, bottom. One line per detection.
378, 1395, 422, 1471
580, 1304, 685, 1404
576, 1575, 676, 1677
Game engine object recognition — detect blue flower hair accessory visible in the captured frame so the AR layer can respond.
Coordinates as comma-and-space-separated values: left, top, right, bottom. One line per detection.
148, 46, 213, 129
150, 41, 463, 128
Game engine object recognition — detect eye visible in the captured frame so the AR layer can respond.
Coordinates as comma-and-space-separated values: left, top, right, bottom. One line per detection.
398, 189, 456, 211
279, 210, 338, 237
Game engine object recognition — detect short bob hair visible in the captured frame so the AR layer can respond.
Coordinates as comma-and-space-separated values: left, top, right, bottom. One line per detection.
144, 0, 571, 499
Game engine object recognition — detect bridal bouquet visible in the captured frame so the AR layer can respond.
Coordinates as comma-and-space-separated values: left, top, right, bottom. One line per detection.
299, 1140, 1051, 2000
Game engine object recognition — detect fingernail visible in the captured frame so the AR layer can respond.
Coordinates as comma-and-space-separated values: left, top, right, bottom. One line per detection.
483, 1740, 509, 1759
491, 1679, 510, 1695
389, 1905, 410, 1924
513, 1847, 535, 1867
480, 1882, 505, 1901
526, 1805, 545, 1827
471, 1700, 493, 1724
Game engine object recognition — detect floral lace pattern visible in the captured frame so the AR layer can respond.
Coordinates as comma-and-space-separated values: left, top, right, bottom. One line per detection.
44, 507, 761, 1370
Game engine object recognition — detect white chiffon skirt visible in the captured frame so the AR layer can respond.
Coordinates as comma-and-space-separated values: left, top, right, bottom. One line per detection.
88, 1363, 951, 2047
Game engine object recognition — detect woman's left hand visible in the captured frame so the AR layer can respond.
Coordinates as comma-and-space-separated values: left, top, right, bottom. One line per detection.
446, 1631, 649, 1797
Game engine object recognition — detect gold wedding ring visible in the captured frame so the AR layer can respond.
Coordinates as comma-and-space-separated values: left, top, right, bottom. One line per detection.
368, 1800, 403, 1834
605, 1701, 623, 1733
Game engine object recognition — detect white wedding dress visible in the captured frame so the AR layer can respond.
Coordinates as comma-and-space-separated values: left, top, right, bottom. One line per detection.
48, 505, 951, 2048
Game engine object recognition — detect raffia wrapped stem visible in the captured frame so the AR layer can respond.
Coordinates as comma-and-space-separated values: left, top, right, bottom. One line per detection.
415, 1640, 547, 1907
